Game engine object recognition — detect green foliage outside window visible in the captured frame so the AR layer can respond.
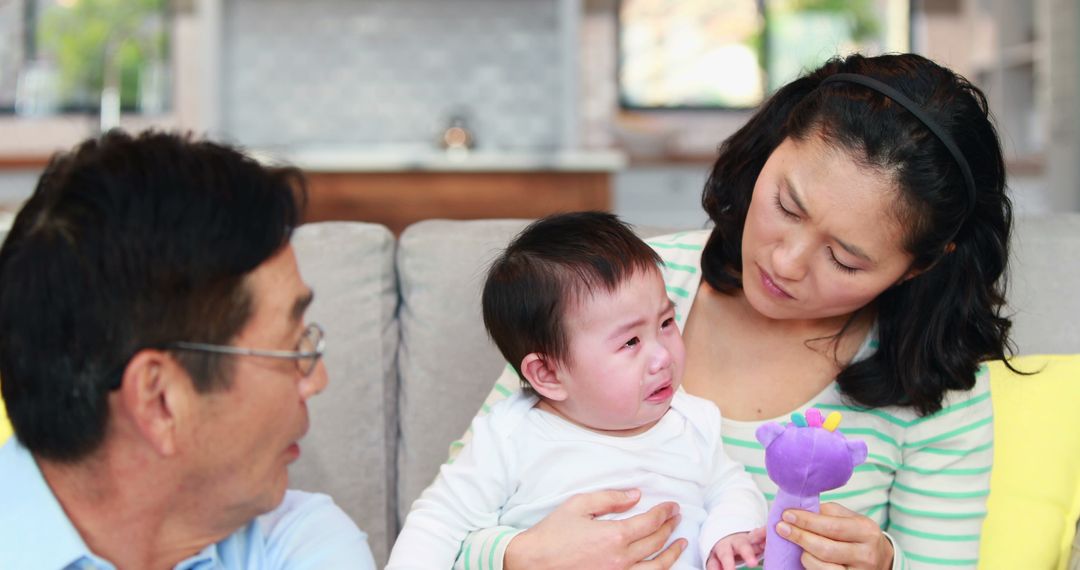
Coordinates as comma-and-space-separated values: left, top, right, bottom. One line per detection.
38, 0, 167, 110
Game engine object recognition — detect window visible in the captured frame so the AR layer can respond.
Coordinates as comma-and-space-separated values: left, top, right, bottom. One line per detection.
617, 0, 911, 110
0, 0, 170, 115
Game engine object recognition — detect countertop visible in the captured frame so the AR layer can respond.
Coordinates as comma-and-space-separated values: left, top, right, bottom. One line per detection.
249, 145, 627, 173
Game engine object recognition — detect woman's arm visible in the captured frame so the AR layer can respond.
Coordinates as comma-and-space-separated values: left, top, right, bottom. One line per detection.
881, 371, 994, 569
451, 366, 685, 570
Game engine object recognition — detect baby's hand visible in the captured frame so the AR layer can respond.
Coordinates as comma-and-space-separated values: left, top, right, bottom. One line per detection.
707, 527, 766, 570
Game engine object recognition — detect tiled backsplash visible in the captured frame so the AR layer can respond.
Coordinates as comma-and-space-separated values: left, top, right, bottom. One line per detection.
222, 0, 568, 151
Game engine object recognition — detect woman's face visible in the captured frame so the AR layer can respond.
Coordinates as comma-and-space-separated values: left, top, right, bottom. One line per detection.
741, 133, 917, 323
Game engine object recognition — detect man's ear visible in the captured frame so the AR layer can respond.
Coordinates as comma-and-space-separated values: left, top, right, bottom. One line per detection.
520, 353, 567, 402
115, 350, 190, 457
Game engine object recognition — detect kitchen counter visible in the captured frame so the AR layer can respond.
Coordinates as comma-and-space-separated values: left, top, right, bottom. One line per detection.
252, 147, 627, 234
251, 146, 627, 173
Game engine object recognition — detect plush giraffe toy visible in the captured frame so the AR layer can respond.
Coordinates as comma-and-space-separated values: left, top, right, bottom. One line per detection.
755, 408, 868, 569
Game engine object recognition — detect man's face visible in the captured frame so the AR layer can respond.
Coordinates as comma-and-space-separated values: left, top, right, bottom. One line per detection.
188, 245, 327, 519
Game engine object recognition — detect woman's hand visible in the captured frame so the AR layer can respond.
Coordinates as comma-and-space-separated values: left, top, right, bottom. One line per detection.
504, 489, 686, 570
776, 502, 894, 570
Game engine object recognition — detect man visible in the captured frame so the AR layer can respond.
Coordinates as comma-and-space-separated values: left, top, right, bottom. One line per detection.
0, 131, 376, 569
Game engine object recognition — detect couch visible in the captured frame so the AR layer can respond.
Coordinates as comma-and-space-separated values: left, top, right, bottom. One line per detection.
286, 213, 1080, 569
1, 215, 1077, 568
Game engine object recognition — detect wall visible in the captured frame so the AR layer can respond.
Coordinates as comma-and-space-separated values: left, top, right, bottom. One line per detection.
220, 0, 573, 151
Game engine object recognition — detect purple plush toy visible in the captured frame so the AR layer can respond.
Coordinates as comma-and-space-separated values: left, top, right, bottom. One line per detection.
755, 408, 868, 570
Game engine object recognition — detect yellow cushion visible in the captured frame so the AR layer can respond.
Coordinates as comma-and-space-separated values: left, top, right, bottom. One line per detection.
979, 354, 1080, 570
0, 390, 9, 445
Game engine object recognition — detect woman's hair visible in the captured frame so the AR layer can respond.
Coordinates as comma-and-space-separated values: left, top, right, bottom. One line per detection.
701, 53, 1014, 415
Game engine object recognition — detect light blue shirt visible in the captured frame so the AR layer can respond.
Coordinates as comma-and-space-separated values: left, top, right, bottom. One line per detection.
0, 439, 376, 569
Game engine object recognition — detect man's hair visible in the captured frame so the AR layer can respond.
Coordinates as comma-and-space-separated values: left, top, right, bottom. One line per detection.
481, 212, 661, 393
699, 53, 1014, 415
0, 130, 302, 462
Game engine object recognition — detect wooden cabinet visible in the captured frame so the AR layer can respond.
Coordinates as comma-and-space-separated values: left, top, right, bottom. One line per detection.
302, 171, 612, 235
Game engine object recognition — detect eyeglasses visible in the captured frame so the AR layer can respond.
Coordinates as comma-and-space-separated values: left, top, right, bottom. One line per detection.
167, 323, 326, 377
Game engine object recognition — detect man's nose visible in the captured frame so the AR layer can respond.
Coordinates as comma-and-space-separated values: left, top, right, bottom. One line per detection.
300, 359, 329, 400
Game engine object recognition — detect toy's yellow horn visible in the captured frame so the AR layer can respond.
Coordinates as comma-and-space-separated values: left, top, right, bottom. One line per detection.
823, 411, 842, 432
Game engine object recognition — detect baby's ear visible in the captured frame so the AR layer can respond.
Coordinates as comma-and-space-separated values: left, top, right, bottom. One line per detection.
520, 353, 567, 401
755, 422, 785, 447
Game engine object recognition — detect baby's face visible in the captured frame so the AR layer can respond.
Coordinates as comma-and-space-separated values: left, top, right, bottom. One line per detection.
550, 268, 685, 436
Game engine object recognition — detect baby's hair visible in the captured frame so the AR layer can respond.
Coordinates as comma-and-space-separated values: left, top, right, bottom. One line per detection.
482, 212, 662, 393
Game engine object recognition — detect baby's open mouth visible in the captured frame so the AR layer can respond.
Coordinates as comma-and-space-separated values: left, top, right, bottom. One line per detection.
645, 383, 673, 402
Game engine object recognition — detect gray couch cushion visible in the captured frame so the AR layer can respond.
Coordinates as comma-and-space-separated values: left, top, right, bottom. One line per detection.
395, 219, 529, 524
290, 222, 398, 567
1007, 214, 1080, 354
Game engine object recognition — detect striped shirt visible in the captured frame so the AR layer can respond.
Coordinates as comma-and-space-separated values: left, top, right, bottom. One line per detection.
453, 230, 993, 570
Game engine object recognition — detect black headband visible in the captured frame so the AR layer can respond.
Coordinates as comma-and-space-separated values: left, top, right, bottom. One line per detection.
820, 73, 977, 220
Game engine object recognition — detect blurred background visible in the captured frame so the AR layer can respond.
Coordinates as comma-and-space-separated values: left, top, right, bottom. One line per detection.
0, 0, 1077, 232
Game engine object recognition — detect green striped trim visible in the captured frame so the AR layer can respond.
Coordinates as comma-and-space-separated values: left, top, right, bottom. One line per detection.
722, 435, 764, 450
920, 441, 993, 456
488, 529, 516, 569
816, 389, 991, 429
446, 440, 466, 465
897, 463, 991, 476
868, 452, 899, 469
888, 522, 980, 542
665, 285, 691, 298
892, 481, 989, 499
463, 540, 473, 570
910, 391, 992, 426
904, 551, 979, 566
481, 403, 491, 413
493, 383, 513, 397
838, 427, 900, 449
890, 501, 986, 519
648, 241, 703, 251
821, 484, 890, 501
865, 503, 886, 518
904, 416, 993, 448
815, 403, 911, 427
664, 260, 698, 274
854, 463, 893, 474
744, 465, 768, 475
675, 313, 682, 322
763, 492, 775, 501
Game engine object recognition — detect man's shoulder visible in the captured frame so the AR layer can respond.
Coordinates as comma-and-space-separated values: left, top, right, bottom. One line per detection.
0, 439, 95, 570
245, 490, 376, 569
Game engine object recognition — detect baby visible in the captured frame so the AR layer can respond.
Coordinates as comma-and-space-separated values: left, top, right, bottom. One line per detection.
387, 212, 766, 569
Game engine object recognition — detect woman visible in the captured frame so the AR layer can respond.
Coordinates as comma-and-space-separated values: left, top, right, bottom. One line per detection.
452, 53, 1013, 570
